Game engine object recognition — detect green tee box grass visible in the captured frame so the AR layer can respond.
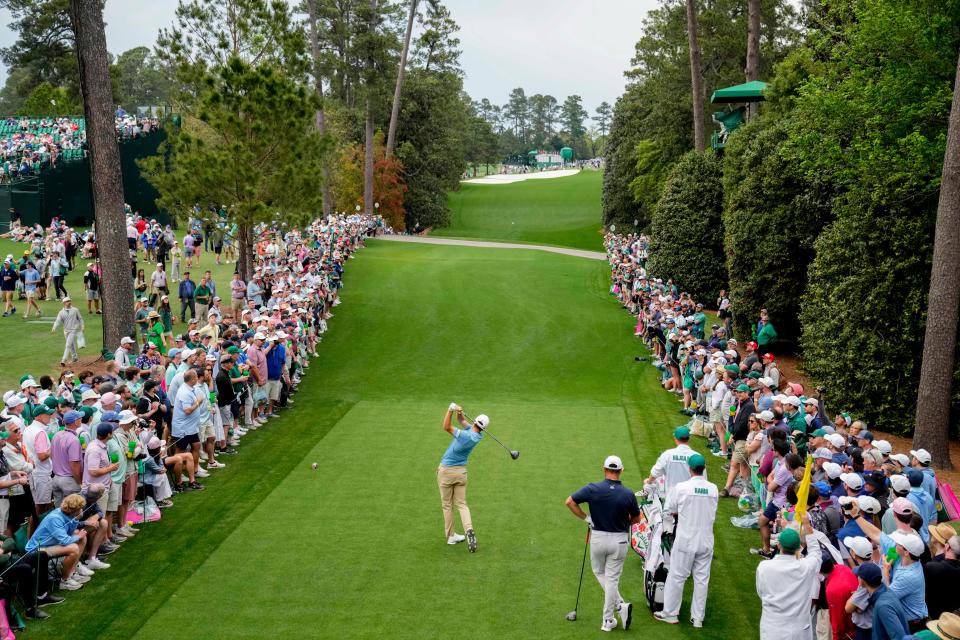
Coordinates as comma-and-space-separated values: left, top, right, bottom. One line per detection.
0, 235, 238, 391
438, 170, 604, 252
24, 241, 759, 640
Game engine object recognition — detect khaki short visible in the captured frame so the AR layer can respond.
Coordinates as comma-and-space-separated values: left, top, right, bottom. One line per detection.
200, 419, 215, 441
107, 482, 121, 511
30, 473, 53, 505
732, 439, 750, 466
266, 379, 282, 402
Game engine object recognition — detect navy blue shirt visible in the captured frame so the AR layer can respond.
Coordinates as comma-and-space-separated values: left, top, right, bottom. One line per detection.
570, 479, 640, 533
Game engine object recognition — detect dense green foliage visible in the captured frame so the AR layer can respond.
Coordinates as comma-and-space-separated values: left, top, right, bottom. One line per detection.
648, 152, 726, 301
790, 0, 960, 434
603, 0, 799, 226
721, 119, 831, 343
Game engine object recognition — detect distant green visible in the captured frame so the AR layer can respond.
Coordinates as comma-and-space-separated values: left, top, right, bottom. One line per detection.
438, 170, 604, 251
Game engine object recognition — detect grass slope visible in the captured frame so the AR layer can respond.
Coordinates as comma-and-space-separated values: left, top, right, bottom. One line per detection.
0, 236, 239, 391
26, 241, 761, 639
437, 170, 604, 251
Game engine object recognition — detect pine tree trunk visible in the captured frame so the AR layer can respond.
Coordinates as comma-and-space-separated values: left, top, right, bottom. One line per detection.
364, 101, 374, 214
913, 49, 960, 469
386, 0, 418, 158
686, 0, 706, 152
305, 0, 332, 218
69, 0, 134, 349
237, 222, 253, 282
745, 0, 761, 120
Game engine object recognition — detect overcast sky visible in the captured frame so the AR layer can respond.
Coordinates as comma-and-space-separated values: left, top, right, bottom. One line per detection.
0, 0, 657, 116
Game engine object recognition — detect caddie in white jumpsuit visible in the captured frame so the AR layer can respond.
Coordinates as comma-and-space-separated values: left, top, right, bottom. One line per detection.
654, 452, 718, 627
755, 515, 822, 640
645, 426, 704, 495
566, 455, 641, 632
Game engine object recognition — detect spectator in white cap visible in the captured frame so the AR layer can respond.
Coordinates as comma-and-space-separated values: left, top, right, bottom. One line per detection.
822, 462, 844, 501
909, 448, 937, 500
114, 337, 136, 369
841, 473, 864, 497
811, 448, 834, 484
873, 439, 892, 458
802, 397, 823, 430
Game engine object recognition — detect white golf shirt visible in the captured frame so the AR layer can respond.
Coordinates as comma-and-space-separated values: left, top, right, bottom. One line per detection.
650, 444, 701, 494
664, 475, 718, 550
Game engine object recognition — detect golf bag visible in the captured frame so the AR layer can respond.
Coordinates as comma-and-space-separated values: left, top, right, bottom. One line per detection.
631, 485, 672, 613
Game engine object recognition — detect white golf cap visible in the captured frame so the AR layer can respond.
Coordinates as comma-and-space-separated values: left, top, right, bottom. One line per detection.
759, 377, 774, 388
813, 447, 833, 460
910, 449, 932, 465
603, 455, 624, 471
758, 410, 775, 422
857, 495, 881, 515
20, 379, 39, 389
254, 332, 266, 340
873, 439, 892, 455
783, 395, 801, 407
822, 461, 842, 479
80, 389, 100, 401
803, 397, 818, 407
4, 394, 25, 408
840, 473, 863, 490
120, 336, 135, 344
118, 410, 137, 424
890, 453, 910, 468
843, 536, 873, 559
889, 474, 911, 493
827, 433, 846, 449
889, 530, 924, 557
474, 414, 489, 429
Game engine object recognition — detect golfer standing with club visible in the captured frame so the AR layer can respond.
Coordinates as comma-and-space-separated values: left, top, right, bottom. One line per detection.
566, 455, 641, 632
437, 403, 485, 553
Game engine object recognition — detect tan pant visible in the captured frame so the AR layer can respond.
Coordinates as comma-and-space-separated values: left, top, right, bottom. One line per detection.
437, 465, 472, 539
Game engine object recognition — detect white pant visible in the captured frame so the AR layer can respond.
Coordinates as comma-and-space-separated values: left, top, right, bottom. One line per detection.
662, 543, 713, 622
62, 329, 79, 362
590, 530, 628, 622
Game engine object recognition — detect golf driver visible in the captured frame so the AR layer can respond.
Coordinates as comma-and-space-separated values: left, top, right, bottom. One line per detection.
566, 526, 591, 621
460, 410, 520, 460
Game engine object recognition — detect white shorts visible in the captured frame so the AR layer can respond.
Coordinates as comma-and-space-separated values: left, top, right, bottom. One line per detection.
199, 419, 215, 441
0, 498, 9, 533
25, 289, 35, 299
267, 379, 282, 401
30, 473, 53, 505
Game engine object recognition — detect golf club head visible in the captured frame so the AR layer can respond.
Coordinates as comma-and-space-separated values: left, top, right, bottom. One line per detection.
566, 611, 577, 621
510, 450, 520, 460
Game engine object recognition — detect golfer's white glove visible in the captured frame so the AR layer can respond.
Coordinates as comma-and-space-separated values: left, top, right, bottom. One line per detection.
449, 402, 457, 411
584, 516, 594, 529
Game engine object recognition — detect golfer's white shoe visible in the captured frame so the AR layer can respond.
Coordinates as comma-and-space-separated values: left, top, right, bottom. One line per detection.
617, 602, 633, 630
691, 618, 703, 628
654, 611, 679, 624
601, 618, 617, 632
447, 533, 466, 545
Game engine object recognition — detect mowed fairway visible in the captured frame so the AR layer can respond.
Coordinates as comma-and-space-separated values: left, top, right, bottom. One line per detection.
438, 170, 604, 251
28, 241, 760, 640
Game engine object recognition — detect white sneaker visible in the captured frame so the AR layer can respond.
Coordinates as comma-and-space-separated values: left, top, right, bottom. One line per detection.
691, 618, 703, 628
199, 451, 209, 462
86, 557, 110, 570
234, 428, 247, 436
447, 534, 466, 545
207, 460, 226, 469
229, 437, 241, 446
601, 619, 617, 632
654, 611, 679, 624
59, 578, 82, 591
120, 526, 137, 537
617, 602, 633, 631
74, 563, 94, 577
180, 474, 190, 483
70, 572, 90, 584
195, 468, 210, 478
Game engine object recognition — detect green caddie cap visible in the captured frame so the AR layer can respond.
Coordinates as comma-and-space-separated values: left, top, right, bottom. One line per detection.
674, 426, 691, 440
687, 453, 706, 469
779, 527, 801, 553
736, 383, 751, 392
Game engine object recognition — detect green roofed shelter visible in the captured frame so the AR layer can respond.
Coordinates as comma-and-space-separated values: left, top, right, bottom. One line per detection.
710, 80, 768, 104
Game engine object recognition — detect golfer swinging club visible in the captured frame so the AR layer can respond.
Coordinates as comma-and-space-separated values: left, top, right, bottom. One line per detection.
437, 403, 486, 552
566, 455, 641, 632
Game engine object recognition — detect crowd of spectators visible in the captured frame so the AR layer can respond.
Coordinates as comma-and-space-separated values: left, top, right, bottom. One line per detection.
0, 113, 160, 183
0, 210, 384, 626
607, 231, 960, 640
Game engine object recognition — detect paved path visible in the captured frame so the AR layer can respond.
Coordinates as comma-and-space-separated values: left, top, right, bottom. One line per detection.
376, 235, 606, 261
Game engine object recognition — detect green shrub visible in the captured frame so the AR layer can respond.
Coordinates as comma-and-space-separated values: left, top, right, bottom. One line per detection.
722, 119, 832, 343
647, 151, 726, 301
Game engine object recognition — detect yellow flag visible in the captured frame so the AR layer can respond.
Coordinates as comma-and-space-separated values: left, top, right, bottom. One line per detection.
794, 455, 814, 520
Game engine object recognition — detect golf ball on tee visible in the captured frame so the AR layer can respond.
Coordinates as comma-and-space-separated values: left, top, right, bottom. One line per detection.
311, 462, 318, 470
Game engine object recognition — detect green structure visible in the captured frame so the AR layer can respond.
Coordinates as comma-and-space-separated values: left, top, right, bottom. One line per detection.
560, 147, 574, 163
710, 80, 767, 151
0, 126, 167, 228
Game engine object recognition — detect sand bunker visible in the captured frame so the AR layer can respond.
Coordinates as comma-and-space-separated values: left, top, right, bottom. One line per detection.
462, 169, 580, 185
